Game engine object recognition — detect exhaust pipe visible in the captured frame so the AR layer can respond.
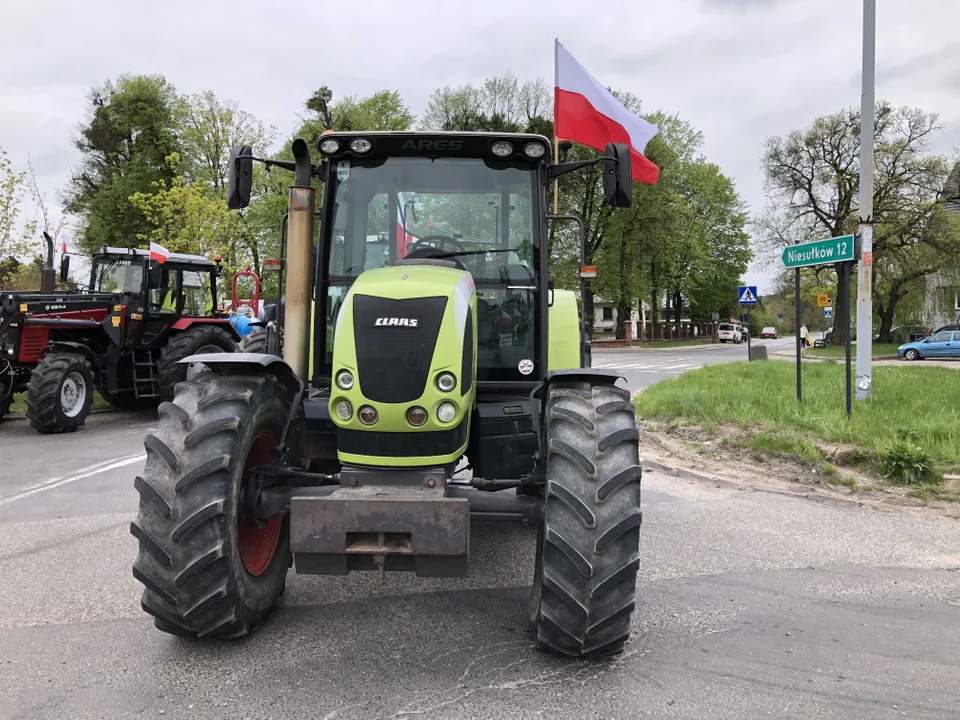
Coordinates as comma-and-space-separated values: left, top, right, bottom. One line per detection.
284, 139, 315, 382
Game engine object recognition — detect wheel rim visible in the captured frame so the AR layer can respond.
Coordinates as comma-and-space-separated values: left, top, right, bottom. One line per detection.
238, 430, 281, 576
907, 350, 917, 360
60, 372, 87, 418
185, 343, 224, 380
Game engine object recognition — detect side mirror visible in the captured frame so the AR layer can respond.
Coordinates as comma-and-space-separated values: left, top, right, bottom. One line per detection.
602, 142, 632, 208
148, 260, 162, 289
59, 255, 70, 283
227, 144, 254, 209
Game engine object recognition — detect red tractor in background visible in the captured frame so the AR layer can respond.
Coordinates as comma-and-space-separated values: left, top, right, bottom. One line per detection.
0, 246, 240, 433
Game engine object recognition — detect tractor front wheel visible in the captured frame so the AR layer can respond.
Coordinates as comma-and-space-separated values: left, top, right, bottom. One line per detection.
238, 326, 280, 356
530, 379, 643, 657
156, 326, 238, 402
131, 372, 291, 638
25, 353, 95, 433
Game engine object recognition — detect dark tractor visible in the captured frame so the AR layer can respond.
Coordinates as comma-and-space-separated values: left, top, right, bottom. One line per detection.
0, 247, 239, 433
131, 132, 644, 657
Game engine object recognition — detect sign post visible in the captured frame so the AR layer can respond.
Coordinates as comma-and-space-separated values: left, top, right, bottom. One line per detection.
782, 238, 856, 415
738, 285, 758, 360
856, 0, 876, 402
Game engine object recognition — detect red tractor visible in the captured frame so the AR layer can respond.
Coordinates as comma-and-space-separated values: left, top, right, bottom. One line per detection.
0, 246, 240, 433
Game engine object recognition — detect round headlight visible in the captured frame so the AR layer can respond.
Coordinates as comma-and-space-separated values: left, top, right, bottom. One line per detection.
523, 142, 546, 158
359, 406, 378, 425
436, 372, 457, 392
407, 406, 428, 427
335, 400, 353, 421
491, 141, 513, 157
349, 137, 372, 153
319, 139, 340, 154
437, 402, 456, 424
336, 370, 354, 390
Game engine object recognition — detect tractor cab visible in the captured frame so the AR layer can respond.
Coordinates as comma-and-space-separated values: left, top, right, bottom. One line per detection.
89, 247, 219, 321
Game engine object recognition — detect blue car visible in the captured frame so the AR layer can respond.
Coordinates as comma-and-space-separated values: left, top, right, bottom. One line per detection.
898, 331, 960, 360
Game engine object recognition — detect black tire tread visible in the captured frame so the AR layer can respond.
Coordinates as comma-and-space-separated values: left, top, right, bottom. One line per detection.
534, 380, 643, 658
130, 372, 290, 639
155, 326, 237, 402
24, 353, 95, 433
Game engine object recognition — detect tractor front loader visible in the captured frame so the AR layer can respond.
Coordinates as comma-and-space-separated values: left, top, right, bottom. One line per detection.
131, 132, 643, 657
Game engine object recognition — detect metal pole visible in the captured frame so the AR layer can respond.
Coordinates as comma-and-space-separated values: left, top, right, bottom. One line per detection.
795, 266, 802, 403
747, 309, 751, 360
844, 262, 852, 417
855, 0, 876, 400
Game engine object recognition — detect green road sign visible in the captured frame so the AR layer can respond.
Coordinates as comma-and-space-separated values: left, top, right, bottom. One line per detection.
782, 235, 855, 269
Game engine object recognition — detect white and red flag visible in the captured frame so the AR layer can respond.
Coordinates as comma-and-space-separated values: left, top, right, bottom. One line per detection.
149, 241, 170, 264
554, 39, 660, 184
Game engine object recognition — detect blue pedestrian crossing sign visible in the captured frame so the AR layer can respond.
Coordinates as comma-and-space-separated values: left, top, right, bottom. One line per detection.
738, 286, 758, 305
824, 307, 833, 319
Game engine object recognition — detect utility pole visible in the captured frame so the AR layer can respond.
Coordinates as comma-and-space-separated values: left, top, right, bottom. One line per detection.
855, 0, 876, 401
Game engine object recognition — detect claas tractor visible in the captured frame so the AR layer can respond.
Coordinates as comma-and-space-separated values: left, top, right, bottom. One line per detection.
130, 131, 644, 657
0, 247, 239, 432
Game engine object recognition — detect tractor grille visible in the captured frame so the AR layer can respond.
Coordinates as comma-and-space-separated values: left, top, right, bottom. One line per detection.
339, 417, 468, 458
353, 294, 447, 403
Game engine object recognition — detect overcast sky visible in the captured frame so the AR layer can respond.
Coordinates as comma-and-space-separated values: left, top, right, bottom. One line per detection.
4, 0, 959, 292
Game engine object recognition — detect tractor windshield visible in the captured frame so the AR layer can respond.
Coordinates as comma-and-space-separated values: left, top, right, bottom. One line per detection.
93, 257, 145, 294
322, 156, 540, 382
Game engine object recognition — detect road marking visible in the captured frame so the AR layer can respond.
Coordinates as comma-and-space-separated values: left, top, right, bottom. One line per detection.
0, 453, 146, 506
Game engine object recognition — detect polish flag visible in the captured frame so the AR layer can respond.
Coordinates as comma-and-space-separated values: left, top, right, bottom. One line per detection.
60, 233, 69, 256
554, 40, 660, 184
149, 241, 170, 264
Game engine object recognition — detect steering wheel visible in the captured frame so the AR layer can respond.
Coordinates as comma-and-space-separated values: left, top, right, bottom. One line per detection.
408, 234, 468, 256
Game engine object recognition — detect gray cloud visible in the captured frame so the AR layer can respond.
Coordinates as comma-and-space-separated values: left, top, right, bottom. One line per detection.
2, 0, 958, 293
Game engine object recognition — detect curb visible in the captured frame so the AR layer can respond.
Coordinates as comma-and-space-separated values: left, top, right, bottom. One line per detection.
640, 458, 868, 509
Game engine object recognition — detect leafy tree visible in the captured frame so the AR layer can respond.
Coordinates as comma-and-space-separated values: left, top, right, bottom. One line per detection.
421, 73, 554, 135
64, 74, 182, 255
757, 101, 960, 343
0, 145, 33, 259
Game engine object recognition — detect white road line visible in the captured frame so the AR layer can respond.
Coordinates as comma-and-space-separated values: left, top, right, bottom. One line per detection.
0, 453, 146, 506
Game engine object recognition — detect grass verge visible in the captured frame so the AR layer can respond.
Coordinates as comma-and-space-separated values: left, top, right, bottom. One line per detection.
9, 391, 112, 417
805, 342, 901, 358
635, 361, 960, 475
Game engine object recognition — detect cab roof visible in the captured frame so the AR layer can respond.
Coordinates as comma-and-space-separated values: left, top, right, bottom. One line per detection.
97, 246, 216, 268
316, 131, 552, 163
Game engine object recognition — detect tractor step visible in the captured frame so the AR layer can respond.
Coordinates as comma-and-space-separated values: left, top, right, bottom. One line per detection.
132, 351, 158, 399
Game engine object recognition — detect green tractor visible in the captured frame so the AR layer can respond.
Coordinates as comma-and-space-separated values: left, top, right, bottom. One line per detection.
130, 131, 643, 657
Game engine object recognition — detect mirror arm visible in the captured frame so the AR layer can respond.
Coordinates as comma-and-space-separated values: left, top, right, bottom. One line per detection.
546, 156, 619, 182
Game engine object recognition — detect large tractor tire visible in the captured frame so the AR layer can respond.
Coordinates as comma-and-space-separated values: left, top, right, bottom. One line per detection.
238, 326, 280, 356
131, 372, 291, 638
156, 326, 238, 402
530, 379, 643, 657
25, 353, 96, 433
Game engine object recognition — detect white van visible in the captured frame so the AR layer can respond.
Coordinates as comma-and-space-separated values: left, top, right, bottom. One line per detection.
717, 323, 742, 344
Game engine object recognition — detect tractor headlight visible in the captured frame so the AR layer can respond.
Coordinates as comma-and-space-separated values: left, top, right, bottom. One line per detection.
491, 141, 513, 157
336, 370, 354, 390
359, 405, 379, 425
407, 406, 428, 427
349, 137, 372, 153
436, 372, 457, 392
335, 400, 353, 421
437, 402, 456, 424
319, 139, 340, 154
523, 142, 546, 158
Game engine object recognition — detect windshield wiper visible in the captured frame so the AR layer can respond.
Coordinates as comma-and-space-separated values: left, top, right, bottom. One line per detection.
431, 248, 514, 259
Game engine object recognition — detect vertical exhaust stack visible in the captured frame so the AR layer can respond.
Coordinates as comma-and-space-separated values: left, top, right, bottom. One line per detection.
284, 139, 315, 382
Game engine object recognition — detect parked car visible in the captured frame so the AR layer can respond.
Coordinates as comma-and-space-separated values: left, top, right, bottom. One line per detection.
932, 323, 960, 335
898, 331, 960, 360
717, 323, 743, 344
759, 326, 778, 339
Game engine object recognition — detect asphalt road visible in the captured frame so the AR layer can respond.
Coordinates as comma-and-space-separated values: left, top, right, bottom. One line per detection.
1, 409, 958, 719
593, 337, 796, 393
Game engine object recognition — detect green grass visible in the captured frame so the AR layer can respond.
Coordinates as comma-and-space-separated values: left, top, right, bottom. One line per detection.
9, 391, 112, 417
805, 342, 900, 358
635, 361, 960, 467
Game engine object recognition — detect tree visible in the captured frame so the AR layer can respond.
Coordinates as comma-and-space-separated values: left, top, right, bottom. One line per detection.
177, 90, 276, 192
0, 145, 33, 259
421, 73, 554, 135
758, 101, 960, 343
64, 74, 182, 255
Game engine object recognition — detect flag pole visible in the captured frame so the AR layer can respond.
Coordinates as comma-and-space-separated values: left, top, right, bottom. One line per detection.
553, 136, 560, 215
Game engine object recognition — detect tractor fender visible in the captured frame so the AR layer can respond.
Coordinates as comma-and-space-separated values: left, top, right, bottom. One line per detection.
44, 341, 103, 377
178, 352, 303, 404
170, 317, 241, 341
